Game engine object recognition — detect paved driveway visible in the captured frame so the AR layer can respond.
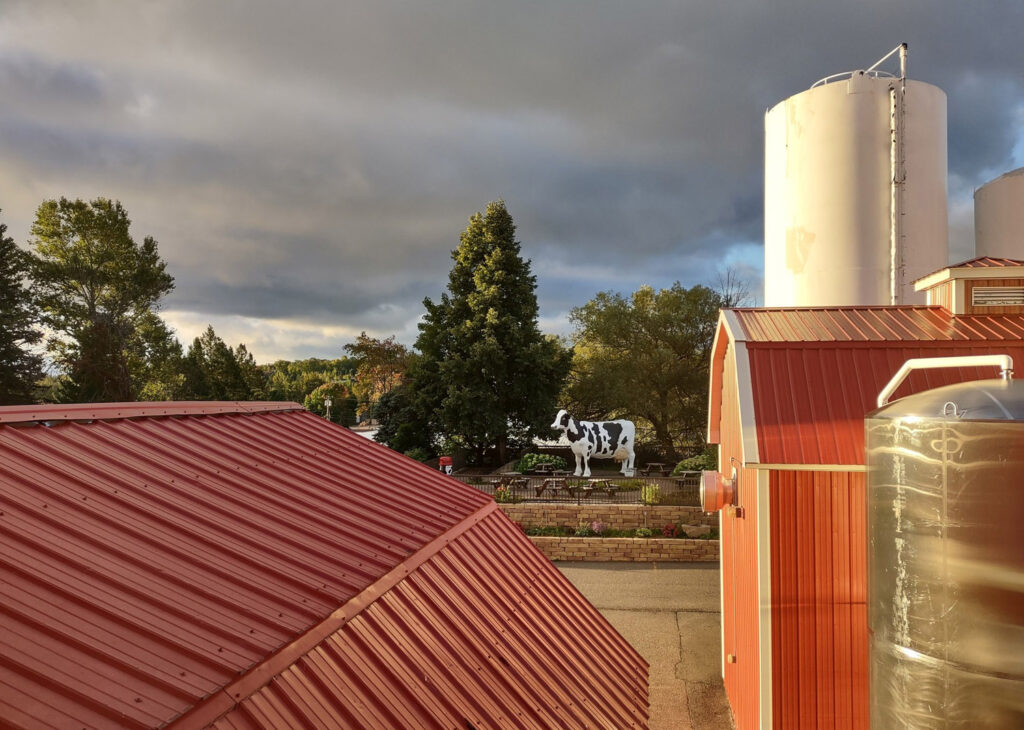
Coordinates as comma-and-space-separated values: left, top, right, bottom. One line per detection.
557, 563, 734, 730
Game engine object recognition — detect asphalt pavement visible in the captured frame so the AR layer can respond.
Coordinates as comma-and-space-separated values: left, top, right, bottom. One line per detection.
557, 562, 734, 730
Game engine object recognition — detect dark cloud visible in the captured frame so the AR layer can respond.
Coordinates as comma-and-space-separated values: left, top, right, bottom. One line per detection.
0, 0, 1021, 358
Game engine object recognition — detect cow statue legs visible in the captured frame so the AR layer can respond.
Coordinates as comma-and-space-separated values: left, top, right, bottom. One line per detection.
574, 451, 591, 478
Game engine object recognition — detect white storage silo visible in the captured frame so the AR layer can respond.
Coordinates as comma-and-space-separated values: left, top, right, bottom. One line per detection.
764, 50, 948, 307
975, 167, 1024, 260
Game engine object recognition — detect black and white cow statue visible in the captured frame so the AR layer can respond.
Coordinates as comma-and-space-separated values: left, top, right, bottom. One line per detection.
551, 409, 636, 477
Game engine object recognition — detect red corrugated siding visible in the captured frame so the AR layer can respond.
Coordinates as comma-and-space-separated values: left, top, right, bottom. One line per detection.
209, 510, 648, 729
0, 406, 504, 727
748, 342, 1024, 464
718, 338, 762, 730
770, 471, 867, 730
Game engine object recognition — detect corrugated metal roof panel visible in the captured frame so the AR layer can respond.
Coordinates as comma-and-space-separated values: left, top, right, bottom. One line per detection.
730, 306, 1024, 343
747, 342, 1024, 465
957, 256, 1024, 268
0, 407, 497, 728
208, 511, 649, 729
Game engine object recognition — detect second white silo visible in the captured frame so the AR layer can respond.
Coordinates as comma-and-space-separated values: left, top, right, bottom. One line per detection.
975, 167, 1024, 260
764, 49, 948, 307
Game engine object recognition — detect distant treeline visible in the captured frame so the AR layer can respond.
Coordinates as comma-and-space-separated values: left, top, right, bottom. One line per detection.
2, 196, 748, 464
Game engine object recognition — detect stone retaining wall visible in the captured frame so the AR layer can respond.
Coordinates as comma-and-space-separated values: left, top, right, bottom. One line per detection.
529, 536, 719, 562
499, 503, 716, 529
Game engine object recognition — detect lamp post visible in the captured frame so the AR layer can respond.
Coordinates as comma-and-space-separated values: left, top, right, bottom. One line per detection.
324, 396, 332, 422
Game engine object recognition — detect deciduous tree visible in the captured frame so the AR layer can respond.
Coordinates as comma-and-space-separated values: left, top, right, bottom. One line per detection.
303, 381, 357, 426
28, 198, 175, 402
344, 332, 409, 419
564, 283, 727, 460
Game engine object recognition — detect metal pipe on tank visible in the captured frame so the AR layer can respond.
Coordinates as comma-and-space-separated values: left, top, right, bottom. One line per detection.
888, 43, 909, 304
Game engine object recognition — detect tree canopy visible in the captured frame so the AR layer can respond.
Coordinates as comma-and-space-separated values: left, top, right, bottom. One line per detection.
0, 209, 43, 404
344, 332, 409, 420
28, 197, 176, 402
303, 380, 357, 426
564, 283, 727, 460
181, 326, 266, 400
413, 200, 571, 464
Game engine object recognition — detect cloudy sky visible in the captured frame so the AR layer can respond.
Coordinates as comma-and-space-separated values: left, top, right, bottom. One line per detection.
2, 1, 1022, 362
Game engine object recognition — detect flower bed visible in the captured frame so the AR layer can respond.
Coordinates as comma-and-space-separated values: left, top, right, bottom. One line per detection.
517, 519, 719, 563
498, 503, 716, 529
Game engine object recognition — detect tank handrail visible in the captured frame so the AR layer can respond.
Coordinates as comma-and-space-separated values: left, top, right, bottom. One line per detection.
877, 355, 1014, 408
811, 70, 895, 88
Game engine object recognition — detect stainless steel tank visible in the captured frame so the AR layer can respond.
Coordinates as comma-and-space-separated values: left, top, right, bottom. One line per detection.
867, 378, 1024, 728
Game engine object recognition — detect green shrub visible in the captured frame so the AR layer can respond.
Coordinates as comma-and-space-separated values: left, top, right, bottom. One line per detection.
634, 527, 654, 538
640, 484, 661, 505
673, 447, 717, 474
404, 447, 432, 462
610, 479, 646, 490
524, 525, 572, 537
515, 453, 568, 474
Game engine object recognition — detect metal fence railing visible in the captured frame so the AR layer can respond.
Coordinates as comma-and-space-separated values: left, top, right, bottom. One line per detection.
451, 472, 702, 507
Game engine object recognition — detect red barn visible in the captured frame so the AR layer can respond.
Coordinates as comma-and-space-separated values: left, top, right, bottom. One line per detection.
705, 257, 1024, 730
0, 402, 647, 729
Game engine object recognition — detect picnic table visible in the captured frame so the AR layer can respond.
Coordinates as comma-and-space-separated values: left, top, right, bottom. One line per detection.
536, 477, 564, 498
532, 463, 556, 475
589, 479, 617, 500
488, 473, 527, 492
639, 462, 671, 477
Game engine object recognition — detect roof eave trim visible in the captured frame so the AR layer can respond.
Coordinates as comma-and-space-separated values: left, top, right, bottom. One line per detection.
706, 311, 759, 464
915, 266, 1024, 291
732, 338, 760, 465
166, 500, 501, 729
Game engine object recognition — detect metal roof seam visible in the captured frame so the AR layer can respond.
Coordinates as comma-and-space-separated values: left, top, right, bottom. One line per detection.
150, 414, 470, 555
165, 502, 498, 728
213, 411, 488, 523
83, 420, 415, 577
0, 441, 350, 622
419, 538, 602, 726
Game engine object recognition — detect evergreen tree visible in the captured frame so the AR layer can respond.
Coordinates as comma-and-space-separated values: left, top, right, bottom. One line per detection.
374, 381, 435, 455
181, 326, 256, 400
0, 209, 44, 404
28, 198, 175, 402
415, 200, 571, 464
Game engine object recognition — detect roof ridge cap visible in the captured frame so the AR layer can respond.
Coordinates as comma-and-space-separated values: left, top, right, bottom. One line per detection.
0, 401, 304, 426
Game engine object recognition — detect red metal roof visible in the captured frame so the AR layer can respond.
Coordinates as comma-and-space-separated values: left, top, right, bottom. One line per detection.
954, 256, 1024, 268
730, 305, 1024, 343
207, 510, 647, 730
0, 403, 647, 728
710, 308, 1024, 466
